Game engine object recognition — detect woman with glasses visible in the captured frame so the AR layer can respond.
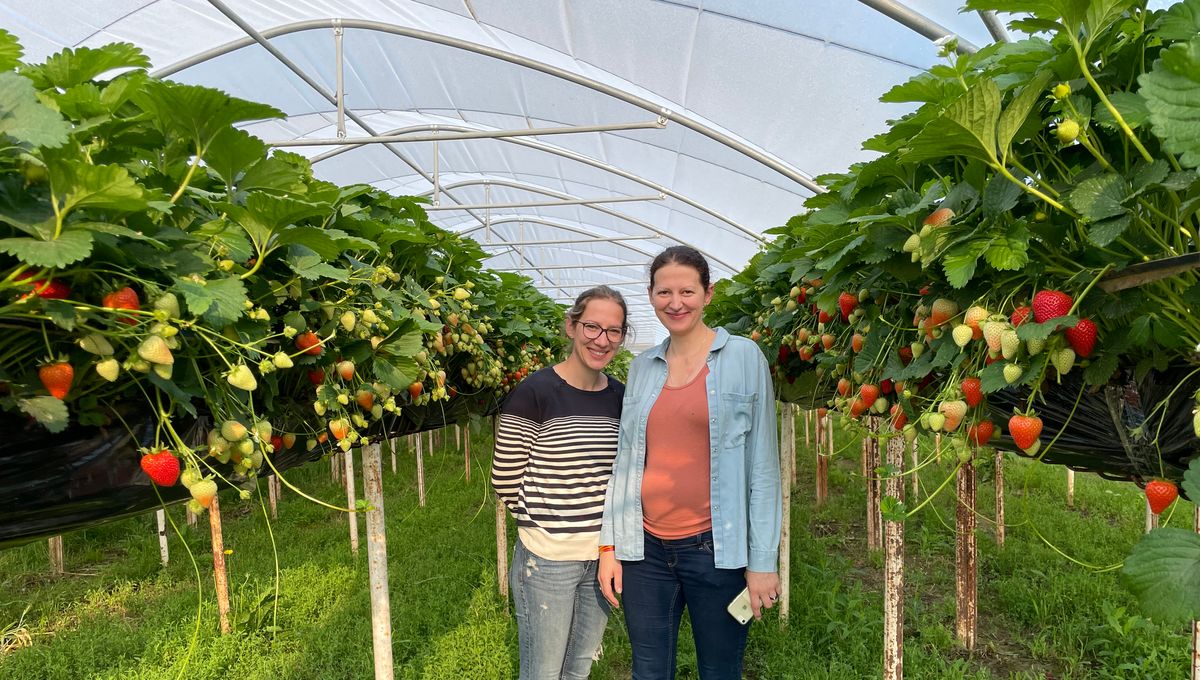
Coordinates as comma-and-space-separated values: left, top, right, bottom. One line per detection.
491, 285, 629, 680
598, 245, 781, 680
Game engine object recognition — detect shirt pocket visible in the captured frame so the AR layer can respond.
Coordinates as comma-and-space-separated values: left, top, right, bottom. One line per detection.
721, 392, 756, 449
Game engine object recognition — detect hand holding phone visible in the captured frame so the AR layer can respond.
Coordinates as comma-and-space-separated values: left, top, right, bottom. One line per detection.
726, 587, 753, 625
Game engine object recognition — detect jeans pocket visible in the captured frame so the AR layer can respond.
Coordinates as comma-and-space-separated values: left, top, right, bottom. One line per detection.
698, 538, 714, 555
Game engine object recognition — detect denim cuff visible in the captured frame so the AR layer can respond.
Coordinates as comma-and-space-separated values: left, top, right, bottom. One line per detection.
748, 548, 778, 573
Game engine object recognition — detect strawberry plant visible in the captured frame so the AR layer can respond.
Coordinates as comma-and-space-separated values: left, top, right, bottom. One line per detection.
706, 0, 1200, 623
0, 34, 565, 535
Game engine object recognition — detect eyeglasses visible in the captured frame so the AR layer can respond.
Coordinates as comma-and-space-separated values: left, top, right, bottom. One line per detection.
578, 321, 625, 343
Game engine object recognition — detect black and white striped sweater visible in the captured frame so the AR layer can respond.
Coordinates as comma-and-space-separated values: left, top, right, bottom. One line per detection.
490, 366, 623, 561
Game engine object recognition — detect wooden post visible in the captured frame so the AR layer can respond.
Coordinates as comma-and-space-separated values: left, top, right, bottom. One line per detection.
464, 425, 472, 483
1192, 505, 1199, 680
1147, 497, 1160, 533
209, 496, 231, 635
48, 536, 64, 574
883, 435, 906, 680
156, 509, 169, 566
416, 432, 426, 507
332, 452, 341, 484
345, 448, 360, 555
803, 409, 811, 448
274, 474, 282, 501
390, 438, 397, 475
361, 442, 395, 680
186, 506, 197, 527
909, 438, 919, 499
779, 403, 793, 623
955, 459, 977, 650
866, 418, 882, 551
456, 424, 461, 449
815, 413, 828, 507
935, 433, 942, 462
994, 450, 1005, 547
267, 475, 278, 519
1066, 469, 1075, 508
496, 498, 509, 601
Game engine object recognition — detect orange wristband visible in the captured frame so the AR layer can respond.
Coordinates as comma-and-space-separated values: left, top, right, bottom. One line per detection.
599, 545, 615, 554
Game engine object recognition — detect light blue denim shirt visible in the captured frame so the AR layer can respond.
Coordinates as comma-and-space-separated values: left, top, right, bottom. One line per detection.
600, 327, 782, 572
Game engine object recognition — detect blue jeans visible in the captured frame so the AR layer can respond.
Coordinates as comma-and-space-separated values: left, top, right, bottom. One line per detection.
621, 530, 750, 680
511, 538, 611, 680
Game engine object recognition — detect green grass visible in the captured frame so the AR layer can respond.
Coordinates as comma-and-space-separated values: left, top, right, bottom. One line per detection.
0, 420, 1192, 679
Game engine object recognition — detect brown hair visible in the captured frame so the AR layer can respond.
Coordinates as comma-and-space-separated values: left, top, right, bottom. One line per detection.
565, 285, 631, 339
649, 245, 711, 290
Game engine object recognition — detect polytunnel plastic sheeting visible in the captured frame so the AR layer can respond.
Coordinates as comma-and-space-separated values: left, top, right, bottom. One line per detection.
1, 0, 1015, 342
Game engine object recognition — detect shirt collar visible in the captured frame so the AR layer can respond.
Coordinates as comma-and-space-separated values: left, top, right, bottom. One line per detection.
646, 326, 730, 363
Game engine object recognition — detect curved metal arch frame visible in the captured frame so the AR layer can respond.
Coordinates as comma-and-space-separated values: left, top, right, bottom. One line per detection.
305, 121, 764, 244
420, 178, 739, 273
466, 215, 662, 266
152, 17, 824, 195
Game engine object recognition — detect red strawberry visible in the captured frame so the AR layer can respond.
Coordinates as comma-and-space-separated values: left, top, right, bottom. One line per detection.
777, 345, 791, 363
968, 420, 995, 447
408, 382, 424, 400
295, 331, 323, 356
859, 383, 881, 405
837, 378, 851, 397
816, 407, 828, 419
102, 286, 140, 324
849, 398, 869, 418
356, 390, 375, 411
1010, 306, 1032, 327
881, 378, 893, 395
818, 309, 834, 324
898, 346, 913, 365
924, 207, 955, 227
328, 418, 351, 441
890, 404, 908, 430
307, 368, 326, 385
1145, 479, 1178, 515
270, 435, 284, 452
1065, 318, 1097, 358
1032, 290, 1072, 323
930, 298, 959, 326
961, 377, 983, 408
838, 292, 858, 321
798, 346, 814, 361
1008, 413, 1043, 451
821, 334, 835, 350
15, 271, 70, 300
39, 361, 74, 399
336, 360, 355, 381
140, 449, 180, 486
851, 333, 864, 353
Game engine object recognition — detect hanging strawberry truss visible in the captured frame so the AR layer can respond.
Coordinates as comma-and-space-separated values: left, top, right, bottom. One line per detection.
708, 0, 1200, 622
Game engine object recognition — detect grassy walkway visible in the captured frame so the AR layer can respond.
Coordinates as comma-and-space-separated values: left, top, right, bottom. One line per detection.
0, 419, 1192, 679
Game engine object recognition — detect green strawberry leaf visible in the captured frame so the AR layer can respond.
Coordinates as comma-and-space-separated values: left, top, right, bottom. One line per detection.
44, 153, 147, 216
943, 241, 990, 288
21, 43, 149, 90
978, 361, 1011, 394
1083, 351, 1119, 385
19, 395, 69, 433
135, 80, 284, 152
1139, 36, 1200, 168
373, 356, 418, 390
1087, 214, 1132, 247
1016, 315, 1078, 341
904, 79, 1001, 165
997, 70, 1052, 163
205, 127, 268, 188
0, 229, 93, 267
1122, 527, 1200, 624
1127, 315, 1152, 346
173, 276, 248, 326
42, 299, 78, 331
0, 28, 23, 71
1093, 91, 1150, 131
982, 174, 1022, 218
288, 250, 350, 282
1154, 0, 1200, 41
1069, 173, 1131, 222
984, 229, 1030, 271
274, 226, 342, 259
1182, 456, 1200, 503
0, 72, 71, 148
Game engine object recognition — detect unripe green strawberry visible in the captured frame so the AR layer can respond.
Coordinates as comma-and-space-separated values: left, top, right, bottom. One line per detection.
153, 293, 181, 318
951, 324, 973, 347
138, 335, 174, 365
903, 424, 918, 444
153, 363, 172, 380
910, 342, 925, 360
253, 420, 273, 441
453, 287, 471, 301
226, 364, 257, 391
362, 309, 380, 325
1026, 337, 1046, 355
79, 333, 114, 356
235, 438, 254, 457
927, 412, 946, 432
338, 438, 353, 452
189, 477, 218, 508
257, 358, 275, 375
1003, 363, 1023, 385
340, 310, 356, 332
1052, 82, 1071, 100
1055, 119, 1080, 144
1051, 348, 1076, 376
982, 321, 1006, 353
1193, 408, 1200, 438
902, 233, 921, 253
180, 467, 201, 488
221, 420, 248, 442
95, 358, 120, 382
313, 401, 327, 416
187, 499, 206, 514
1000, 329, 1020, 360
208, 431, 230, 454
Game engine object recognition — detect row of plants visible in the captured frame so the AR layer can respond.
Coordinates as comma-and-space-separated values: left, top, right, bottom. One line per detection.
708, 0, 1200, 622
0, 34, 563, 516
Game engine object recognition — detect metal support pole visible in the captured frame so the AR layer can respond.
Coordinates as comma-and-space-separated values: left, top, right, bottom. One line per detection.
432, 138, 440, 206
424, 193, 663, 211
857, 0, 979, 53
267, 118, 667, 147
978, 10, 1011, 43
333, 20, 346, 139
157, 509, 169, 566
779, 403, 794, 623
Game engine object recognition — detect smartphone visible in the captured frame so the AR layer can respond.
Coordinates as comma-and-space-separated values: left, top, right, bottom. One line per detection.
726, 586, 753, 625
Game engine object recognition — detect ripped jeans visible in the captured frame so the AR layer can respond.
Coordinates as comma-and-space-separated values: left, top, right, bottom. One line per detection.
511, 538, 611, 680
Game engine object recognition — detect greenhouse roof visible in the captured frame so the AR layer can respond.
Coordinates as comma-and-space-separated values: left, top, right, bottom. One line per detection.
1, 0, 1028, 343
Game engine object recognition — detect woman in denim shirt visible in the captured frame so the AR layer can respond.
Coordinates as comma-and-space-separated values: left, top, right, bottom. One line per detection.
598, 246, 781, 680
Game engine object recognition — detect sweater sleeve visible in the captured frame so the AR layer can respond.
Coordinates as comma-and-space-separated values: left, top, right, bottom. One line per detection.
490, 379, 542, 513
